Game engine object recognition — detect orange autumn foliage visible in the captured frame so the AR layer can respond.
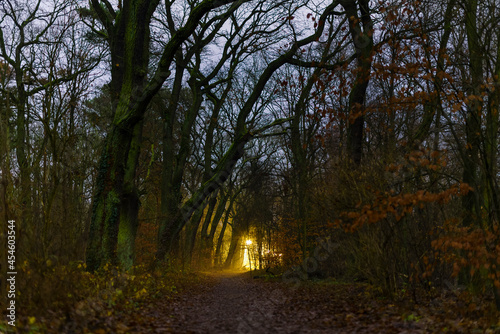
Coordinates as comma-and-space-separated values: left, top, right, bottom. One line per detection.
336, 183, 471, 232
431, 222, 500, 288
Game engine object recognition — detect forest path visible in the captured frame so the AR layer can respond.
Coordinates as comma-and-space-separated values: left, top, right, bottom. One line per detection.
166, 271, 286, 333
129, 270, 425, 334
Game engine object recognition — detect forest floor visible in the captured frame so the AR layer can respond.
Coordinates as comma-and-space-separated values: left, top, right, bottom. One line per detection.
3, 269, 500, 333
122, 270, 499, 334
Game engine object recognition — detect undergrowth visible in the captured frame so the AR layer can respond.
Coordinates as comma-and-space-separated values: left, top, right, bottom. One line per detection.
0, 261, 200, 333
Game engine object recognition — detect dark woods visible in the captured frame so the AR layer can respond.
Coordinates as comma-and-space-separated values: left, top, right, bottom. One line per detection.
1, 0, 500, 321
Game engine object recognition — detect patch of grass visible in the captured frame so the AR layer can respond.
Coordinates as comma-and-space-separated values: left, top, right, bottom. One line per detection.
404, 313, 421, 322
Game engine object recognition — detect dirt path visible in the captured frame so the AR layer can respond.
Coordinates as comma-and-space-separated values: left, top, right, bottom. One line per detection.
140, 271, 293, 333
129, 271, 425, 334
166, 271, 287, 333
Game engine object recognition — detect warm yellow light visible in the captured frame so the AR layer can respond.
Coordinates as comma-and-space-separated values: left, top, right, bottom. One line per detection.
245, 239, 252, 246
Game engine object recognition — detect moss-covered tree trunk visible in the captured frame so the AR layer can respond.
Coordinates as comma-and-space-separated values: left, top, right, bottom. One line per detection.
86, 124, 143, 270
85, 0, 152, 271
85, 0, 237, 271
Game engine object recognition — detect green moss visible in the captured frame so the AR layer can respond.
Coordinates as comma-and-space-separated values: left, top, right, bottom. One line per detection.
118, 217, 134, 270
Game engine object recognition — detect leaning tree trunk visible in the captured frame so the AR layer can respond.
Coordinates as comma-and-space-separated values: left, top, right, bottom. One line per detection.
206, 191, 230, 250
198, 191, 218, 267
155, 1, 339, 262
214, 214, 229, 267
184, 200, 209, 266
215, 189, 236, 267
156, 133, 251, 262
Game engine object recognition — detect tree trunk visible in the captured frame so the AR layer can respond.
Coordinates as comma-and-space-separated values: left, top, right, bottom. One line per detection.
224, 223, 242, 269
290, 69, 317, 260
215, 214, 229, 267
484, 7, 500, 311
199, 190, 219, 255
208, 190, 230, 241
199, 189, 229, 267
342, 0, 374, 166
215, 191, 236, 266
86, 0, 237, 271
156, 132, 251, 261
86, 121, 143, 270
461, 0, 483, 227
155, 1, 337, 262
